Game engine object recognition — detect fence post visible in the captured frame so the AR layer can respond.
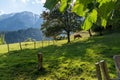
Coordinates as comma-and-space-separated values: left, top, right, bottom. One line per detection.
53, 40, 55, 45
48, 40, 50, 46
19, 42, 22, 50
7, 44, 10, 53
113, 55, 120, 78
42, 40, 43, 48
100, 60, 110, 80
95, 62, 102, 80
34, 41, 36, 49
38, 52, 43, 70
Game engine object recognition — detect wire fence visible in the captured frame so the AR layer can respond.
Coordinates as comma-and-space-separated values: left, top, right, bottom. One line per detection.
0, 40, 58, 53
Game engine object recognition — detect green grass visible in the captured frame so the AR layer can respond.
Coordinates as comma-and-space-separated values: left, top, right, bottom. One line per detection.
0, 33, 120, 80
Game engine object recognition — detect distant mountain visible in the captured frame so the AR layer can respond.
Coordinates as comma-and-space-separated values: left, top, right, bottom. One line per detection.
0, 11, 43, 32
4, 28, 43, 43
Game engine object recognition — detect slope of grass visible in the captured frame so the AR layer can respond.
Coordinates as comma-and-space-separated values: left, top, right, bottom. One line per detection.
0, 33, 120, 80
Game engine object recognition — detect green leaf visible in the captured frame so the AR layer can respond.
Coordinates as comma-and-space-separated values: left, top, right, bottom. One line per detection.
89, 9, 98, 23
44, 0, 60, 10
101, 18, 107, 27
59, 0, 72, 12
72, 3, 85, 16
98, 1, 116, 27
82, 9, 97, 30
97, 0, 109, 7
82, 17, 92, 30
72, 0, 93, 17
59, 0, 67, 12
99, 1, 115, 18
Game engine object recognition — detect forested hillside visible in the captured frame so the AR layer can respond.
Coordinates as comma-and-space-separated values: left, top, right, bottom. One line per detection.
4, 28, 42, 43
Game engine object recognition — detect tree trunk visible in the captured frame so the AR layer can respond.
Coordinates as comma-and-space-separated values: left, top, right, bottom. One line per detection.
88, 29, 92, 37
38, 52, 43, 70
67, 31, 70, 43
99, 29, 103, 36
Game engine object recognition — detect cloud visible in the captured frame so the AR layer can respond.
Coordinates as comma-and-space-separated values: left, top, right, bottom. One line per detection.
40, 0, 46, 4
32, 1, 36, 4
0, 10, 4, 15
21, 0, 29, 3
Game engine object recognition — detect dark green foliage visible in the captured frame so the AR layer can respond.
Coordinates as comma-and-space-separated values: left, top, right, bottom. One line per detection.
109, 0, 120, 29
44, 0, 59, 10
41, 19, 63, 39
92, 24, 104, 36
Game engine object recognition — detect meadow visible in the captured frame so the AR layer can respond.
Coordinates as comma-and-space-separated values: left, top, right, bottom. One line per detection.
0, 32, 120, 80
0, 41, 59, 54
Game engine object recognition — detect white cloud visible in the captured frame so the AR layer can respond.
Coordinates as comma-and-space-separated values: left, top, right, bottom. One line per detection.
0, 10, 4, 15
21, 0, 29, 3
32, 1, 36, 4
40, 0, 46, 4
32, 0, 46, 4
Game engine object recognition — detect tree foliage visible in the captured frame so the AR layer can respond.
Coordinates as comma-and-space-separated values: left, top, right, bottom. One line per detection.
109, 0, 120, 29
44, 0, 117, 30
41, 17, 63, 39
41, 7, 83, 43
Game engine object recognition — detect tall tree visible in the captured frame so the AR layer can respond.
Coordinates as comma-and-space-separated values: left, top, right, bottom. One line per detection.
41, 7, 82, 43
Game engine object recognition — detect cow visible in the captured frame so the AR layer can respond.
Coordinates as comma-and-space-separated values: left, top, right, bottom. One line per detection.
74, 34, 82, 40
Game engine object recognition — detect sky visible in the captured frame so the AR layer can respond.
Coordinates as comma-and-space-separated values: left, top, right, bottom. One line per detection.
0, 0, 46, 15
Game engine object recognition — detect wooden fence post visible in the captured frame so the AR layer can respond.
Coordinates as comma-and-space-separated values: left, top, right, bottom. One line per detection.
100, 60, 110, 80
42, 40, 43, 48
19, 42, 22, 50
38, 52, 43, 70
34, 42, 36, 49
7, 44, 10, 53
48, 40, 50, 46
95, 62, 102, 80
53, 40, 55, 45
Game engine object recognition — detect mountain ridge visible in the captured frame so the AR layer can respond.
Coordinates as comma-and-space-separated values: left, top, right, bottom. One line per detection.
0, 11, 43, 32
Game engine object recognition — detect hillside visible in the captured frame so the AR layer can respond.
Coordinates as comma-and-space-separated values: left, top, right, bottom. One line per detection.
0, 11, 43, 32
4, 28, 43, 43
0, 33, 120, 80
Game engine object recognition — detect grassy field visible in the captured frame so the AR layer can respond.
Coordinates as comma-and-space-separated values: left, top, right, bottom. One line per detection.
0, 32, 120, 80
0, 40, 64, 54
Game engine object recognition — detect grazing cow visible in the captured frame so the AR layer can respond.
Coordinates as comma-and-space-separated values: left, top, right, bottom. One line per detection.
74, 34, 82, 40
24, 43, 28, 47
